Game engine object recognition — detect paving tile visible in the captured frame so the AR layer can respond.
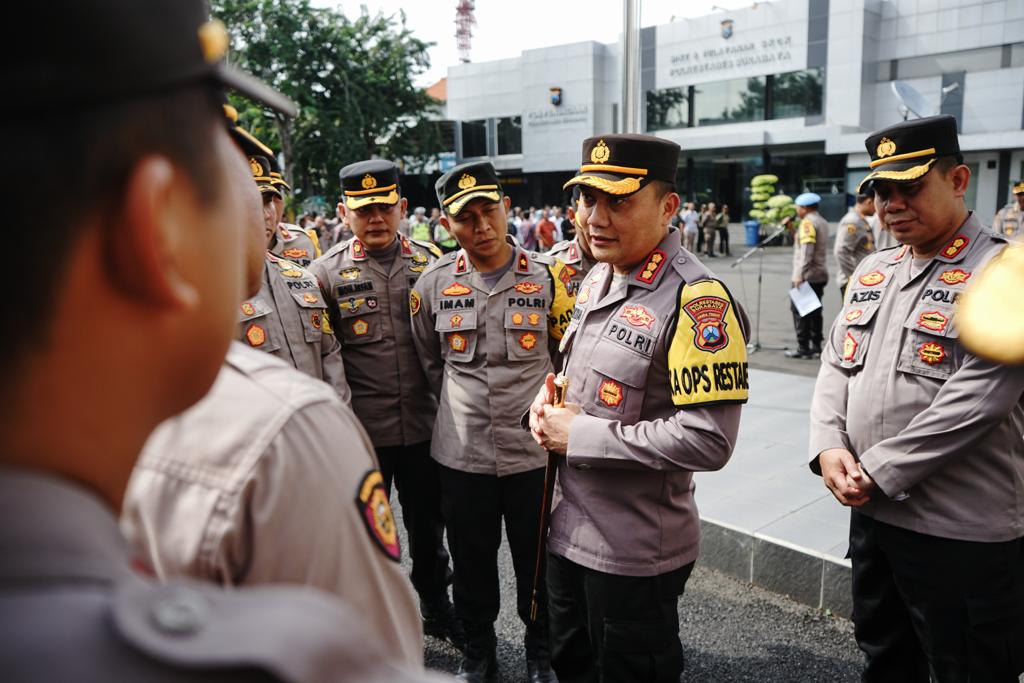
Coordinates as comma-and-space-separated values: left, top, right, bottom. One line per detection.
698, 520, 753, 583
826, 541, 850, 561
698, 493, 794, 533
756, 507, 850, 555
752, 538, 824, 608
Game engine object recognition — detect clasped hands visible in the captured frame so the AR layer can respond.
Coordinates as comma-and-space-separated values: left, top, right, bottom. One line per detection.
529, 372, 581, 455
819, 448, 876, 507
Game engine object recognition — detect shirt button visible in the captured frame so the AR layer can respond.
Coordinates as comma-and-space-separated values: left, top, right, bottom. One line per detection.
677, 257, 686, 264
150, 589, 207, 636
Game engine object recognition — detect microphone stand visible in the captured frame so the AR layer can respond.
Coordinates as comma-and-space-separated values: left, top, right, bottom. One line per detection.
730, 222, 790, 354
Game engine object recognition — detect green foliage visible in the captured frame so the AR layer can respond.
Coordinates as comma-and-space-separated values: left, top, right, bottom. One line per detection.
213, 0, 444, 198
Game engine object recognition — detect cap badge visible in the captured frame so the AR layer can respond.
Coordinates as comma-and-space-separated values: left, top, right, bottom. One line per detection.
249, 158, 263, 176
590, 140, 611, 164
197, 19, 229, 64
457, 174, 477, 190
361, 174, 377, 190
876, 137, 896, 159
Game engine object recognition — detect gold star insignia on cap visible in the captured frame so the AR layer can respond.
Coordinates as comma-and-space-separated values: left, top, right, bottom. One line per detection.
361, 174, 377, 190
591, 140, 610, 164
876, 137, 896, 158
197, 19, 229, 64
457, 174, 477, 190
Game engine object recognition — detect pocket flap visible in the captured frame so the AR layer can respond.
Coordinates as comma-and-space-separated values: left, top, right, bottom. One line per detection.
592, 346, 650, 388
504, 309, 546, 330
239, 297, 273, 322
903, 302, 959, 339
435, 309, 478, 332
839, 302, 880, 328
290, 290, 326, 309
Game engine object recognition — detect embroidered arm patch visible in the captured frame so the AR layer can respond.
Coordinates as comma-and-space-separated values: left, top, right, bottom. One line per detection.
798, 219, 817, 245
667, 279, 750, 407
546, 261, 577, 341
355, 469, 400, 562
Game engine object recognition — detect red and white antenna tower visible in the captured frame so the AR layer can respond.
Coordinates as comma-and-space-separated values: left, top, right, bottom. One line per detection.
455, 0, 476, 63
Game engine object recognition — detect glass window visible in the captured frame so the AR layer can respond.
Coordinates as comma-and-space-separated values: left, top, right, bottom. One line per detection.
646, 86, 689, 131
896, 46, 1002, 80
772, 68, 824, 119
460, 119, 487, 158
1011, 42, 1024, 68
496, 116, 522, 155
693, 76, 765, 126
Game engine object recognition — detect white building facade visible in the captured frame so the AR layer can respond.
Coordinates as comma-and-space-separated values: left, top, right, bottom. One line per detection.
444, 0, 1024, 221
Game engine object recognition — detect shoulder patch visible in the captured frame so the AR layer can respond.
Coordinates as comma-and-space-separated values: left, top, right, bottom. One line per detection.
410, 289, 422, 316
355, 470, 400, 562
798, 219, 817, 245
668, 279, 749, 408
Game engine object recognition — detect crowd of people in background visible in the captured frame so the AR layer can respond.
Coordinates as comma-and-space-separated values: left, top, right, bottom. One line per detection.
672, 201, 732, 258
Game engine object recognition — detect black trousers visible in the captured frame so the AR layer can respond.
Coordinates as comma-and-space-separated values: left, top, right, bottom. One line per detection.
790, 280, 826, 351
438, 464, 549, 660
715, 226, 730, 255
849, 511, 1024, 682
548, 552, 694, 683
377, 441, 451, 602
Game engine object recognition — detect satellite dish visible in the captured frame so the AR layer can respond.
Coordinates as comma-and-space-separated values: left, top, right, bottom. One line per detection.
891, 80, 935, 120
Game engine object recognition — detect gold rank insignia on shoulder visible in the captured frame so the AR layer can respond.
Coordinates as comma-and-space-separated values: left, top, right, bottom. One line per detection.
636, 250, 667, 284
941, 234, 969, 259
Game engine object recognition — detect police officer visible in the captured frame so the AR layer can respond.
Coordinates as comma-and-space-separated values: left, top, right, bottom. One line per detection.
546, 192, 597, 298
529, 134, 749, 683
834, 192, 876, 297
230, 130, 350, 405
0, 2, 448, 681
410, 161, 575, 683
809, 115, 1024, 681
225, 110, 322, 268
308, 160, 461, 647
120, 117, 421, 669
784, 192, 830, 359
992, 180, 1024, 239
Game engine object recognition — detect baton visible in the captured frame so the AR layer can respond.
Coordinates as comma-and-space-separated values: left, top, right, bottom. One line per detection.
529, 373, 569, 622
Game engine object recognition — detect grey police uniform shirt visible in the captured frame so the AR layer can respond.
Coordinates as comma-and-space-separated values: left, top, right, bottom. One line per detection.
993, 201, 1021, 239
308, 235, 440, 448
550, 229, 750, 577
547, 237, 597, 297
792, 211, 830, 284
0, 468, 452, 683
122, 342, 424, 670
868, 214, 898, 251
410, 241, 576, 476
238, 254, 351, 406
833, 209, 875, 289
809, 212, 1024, 542
269, 222, 321, 267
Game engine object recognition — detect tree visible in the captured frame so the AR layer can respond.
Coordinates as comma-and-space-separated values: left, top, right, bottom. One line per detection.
212, 0, 444, 200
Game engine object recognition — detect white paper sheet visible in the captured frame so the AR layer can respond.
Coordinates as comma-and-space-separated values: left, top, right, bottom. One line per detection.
789, 281, 822, 317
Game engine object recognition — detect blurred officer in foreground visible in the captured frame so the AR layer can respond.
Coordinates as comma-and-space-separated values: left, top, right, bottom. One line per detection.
834, 192, 876, 297
308, 160, 462, 648
0, 2, 448, 682
959, 241, 1024, 364
530, 134, 749, 683
121, 125, 423, 670
809, 115, 1024, 681
992, 180, 1023, 239
226, 124, 350, 405
547, 189, 597, 298
784, 192, 830, 359
410, 162, 575, 683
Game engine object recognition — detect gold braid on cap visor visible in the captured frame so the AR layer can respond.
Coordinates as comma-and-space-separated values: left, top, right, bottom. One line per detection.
858, 158, 936, 193
345, 190, 400, 209
563, 174, 642, 195
448, 190, 502, 216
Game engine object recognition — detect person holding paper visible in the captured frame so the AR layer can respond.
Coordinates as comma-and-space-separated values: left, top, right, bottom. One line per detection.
785, 192, 830, 359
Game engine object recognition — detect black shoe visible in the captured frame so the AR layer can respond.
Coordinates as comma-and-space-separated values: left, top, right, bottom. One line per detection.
784, 348, 814, 359
527, 658, 558, 683
456, 653, 498, 683
421, 596, 466, 651
810, 346, 822, 358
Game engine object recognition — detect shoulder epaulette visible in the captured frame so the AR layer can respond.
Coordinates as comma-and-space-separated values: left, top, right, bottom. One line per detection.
409, 238, 443, 259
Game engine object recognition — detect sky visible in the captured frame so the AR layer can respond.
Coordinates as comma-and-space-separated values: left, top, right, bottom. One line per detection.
321, 0, 730, 86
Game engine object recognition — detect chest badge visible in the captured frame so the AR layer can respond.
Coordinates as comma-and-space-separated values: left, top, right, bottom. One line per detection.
340, 267, 361, 281
918, 341, 946, 365
620, 304, 656, 330
311, 312, 322, 330
917, 310, 949, 333
410, 290, 422, 316
449, 333, 468, 353
514, 281, 544, 294
843, 332, 858, 361
844, 308, 863, 323
282, 248, 308, 260
280, 268, 303, 279
303, 293, 319, 304
519, 332, 538, 350
859, 271, 885, 287
245, 323, 266, 347
450, 314, 463, 328
351, 319, 369, 336
240, 302, 256, 316
443, 282, 472, 296
528, 312, 542, 326
938, 268, 971, 285
598, 379, 624, 407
